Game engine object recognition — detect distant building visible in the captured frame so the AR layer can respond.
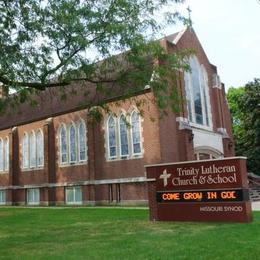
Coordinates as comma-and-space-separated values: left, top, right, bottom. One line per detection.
0, 27, 234, 206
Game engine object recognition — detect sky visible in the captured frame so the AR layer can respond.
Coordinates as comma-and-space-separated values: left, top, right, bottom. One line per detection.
162, 0, 260, 91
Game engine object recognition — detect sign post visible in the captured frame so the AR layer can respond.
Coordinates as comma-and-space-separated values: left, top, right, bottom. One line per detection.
145, 157, 252, 222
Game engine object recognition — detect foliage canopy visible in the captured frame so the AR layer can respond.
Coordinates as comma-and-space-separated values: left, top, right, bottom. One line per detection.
227, 79, 260, 174
0, 0, 190, 115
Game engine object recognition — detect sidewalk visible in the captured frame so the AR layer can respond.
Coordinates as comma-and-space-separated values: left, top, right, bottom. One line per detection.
252, 201, 260, 211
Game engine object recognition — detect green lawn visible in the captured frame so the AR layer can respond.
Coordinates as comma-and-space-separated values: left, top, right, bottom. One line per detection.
0, 207, 259, 260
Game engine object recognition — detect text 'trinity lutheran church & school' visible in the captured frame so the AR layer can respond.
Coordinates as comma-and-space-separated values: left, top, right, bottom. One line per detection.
0, 27, 234, 206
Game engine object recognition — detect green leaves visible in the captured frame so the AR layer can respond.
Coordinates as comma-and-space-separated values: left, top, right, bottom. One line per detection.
227, 80, 260, 174
0, 0, 189, 117
0, 0, 184, 87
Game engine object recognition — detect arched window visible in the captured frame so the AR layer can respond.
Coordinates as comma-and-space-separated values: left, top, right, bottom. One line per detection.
184, 56, 211, 126
0, 139, 3, 171
60, 125, 67, 164
195, 148, 222, 161
190, 57, 203, 124
201, 66, 210, 126
131, 111, 141, 155
36, 130, 44, 167
119, 115, 129, 157
107, 116, 117, 158
69, 124, 77, 162
29, 131, 36, 168
4, 138, 9, 171
184, 72, 193, 122
78, 121, 87, 162
22, 133, 29, 168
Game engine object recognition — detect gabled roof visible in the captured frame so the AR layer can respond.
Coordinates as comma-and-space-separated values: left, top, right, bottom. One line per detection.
0, 80, 151, 130
165, 32, 179, 43
165, 27, 188, 45
0, 26, 216, 130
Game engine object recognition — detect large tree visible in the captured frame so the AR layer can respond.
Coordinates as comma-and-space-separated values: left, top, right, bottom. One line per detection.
0, 0, 189, 113
227, 80, 260, 174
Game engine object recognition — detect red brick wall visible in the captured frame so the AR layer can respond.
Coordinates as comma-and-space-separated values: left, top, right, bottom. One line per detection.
161, 28, 234, 158
16, 120, 46, 185
0, 128, 11, 186
55, 187, 65, 205
95, 182, 148, 205
0, 28, 235, 206
167, 29, 219, 131
53, 111, 90, 183
94, 93, 162, 182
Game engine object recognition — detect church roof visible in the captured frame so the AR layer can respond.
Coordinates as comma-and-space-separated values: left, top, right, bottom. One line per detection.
165, 32, 179, 43
163, 27, 190, 45
0, 78, 151, 130
0, 27, 201, 130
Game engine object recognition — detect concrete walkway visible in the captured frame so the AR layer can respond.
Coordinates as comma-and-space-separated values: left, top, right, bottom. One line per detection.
252, 201, 260, 211
1, 203, 260, 210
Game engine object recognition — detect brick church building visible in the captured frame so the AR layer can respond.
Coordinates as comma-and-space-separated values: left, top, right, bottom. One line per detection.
0, 27, 234, 206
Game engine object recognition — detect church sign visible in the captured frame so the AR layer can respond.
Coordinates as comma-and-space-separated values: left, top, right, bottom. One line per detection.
145, 157, 252, 222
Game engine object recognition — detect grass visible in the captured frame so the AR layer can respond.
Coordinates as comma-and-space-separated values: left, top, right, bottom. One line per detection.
0, 207, 259, 260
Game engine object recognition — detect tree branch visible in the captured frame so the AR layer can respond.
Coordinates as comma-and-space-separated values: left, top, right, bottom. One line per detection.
0, 75, 69, 89
41, 46, 83, 81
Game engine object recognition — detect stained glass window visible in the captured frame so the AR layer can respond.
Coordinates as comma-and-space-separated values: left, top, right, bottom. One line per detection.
69, 125, 77, 162
108, 116, 117, 158
190, 57, 203, 124
29, 132, 36, 168
22, 133, 29, 168
78, 122, 87, 161
119, 115, 129, 156
36, 131, 44, 167
131, 112, 141, 154
0, 139, 3, 171
4, 138, 9, 171
60, 125, 67, 163
184, 56, 211, 126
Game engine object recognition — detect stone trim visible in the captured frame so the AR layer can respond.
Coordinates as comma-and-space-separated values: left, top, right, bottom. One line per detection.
189, 122, 213, 132
172, 27, 187, 44
95, 199, 148, 206
145, 156, 247, 168
212, 85, 222, 89
217, 127, 230, 138
0, 176, 152, 190
176, 117, 192, 130
104, 107, 144, 162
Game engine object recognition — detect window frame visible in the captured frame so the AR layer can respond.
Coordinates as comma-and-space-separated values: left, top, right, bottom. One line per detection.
118, 114, 129, 158
195, 147, 223, 161
3, 137, 9, 172
0, 138, 3, 172
65, 186, 82, 205
59, 121, 88, 167
36, 130, 44, 168
59, 124, 68, 165
105, 110, 143, 161
184, 56, 212, 129
107, 116, 117, 160
22, 132, 29, 169
27, 188, 40, 205
200, 65, 211, 127
77, 120, 87, 162
29, 131, 36, 168
69, 123, 77, 163
130, 111, 142, 156
0, 190, 6, 205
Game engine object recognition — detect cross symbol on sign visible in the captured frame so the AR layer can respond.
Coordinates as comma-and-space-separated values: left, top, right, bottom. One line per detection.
159, 169, 172, 187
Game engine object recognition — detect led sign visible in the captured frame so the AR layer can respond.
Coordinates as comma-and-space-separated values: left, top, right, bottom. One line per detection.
156, 189, 247, 203
145, 157, 252, 222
